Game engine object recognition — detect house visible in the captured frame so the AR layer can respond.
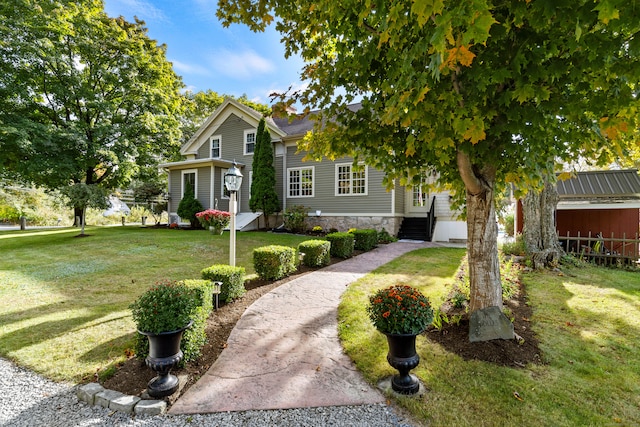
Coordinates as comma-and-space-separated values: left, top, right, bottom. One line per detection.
160, 98, 466, 242
515, 169, 640, 256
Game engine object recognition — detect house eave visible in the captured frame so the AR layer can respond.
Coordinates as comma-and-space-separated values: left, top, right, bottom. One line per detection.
160, 158, 244, 170
557, 199, 640, 210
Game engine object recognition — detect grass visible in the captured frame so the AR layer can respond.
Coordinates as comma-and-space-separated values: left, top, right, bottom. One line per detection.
339, 247, 640, 427
0, 226, 309, 382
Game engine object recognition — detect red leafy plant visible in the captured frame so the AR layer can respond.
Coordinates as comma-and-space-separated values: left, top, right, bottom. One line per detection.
195, 209, 231, 230
367, 285, 434, 335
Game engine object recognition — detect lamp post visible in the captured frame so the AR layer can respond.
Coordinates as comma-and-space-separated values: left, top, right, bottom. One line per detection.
224, 162, 243, 267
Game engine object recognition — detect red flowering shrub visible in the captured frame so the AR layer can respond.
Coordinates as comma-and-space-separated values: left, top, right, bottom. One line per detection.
367, 285, 433, 335
195, 209, 231, 230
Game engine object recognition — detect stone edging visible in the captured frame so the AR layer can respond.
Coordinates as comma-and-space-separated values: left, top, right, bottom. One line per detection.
76, 383, 167, 416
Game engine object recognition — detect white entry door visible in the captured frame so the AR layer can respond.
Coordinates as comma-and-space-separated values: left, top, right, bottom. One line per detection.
405, 176, 430, 216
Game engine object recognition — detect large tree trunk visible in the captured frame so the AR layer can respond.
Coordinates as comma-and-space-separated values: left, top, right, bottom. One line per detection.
466, 188, 502, 312
73, 207, 83, 226
522, 179, 563, 269
457, 152, 503, 313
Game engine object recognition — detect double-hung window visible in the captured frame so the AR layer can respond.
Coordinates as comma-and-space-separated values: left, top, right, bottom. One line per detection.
244, 129, 256, 155
182, 169, 197, 197
288, 167, 314, 198
210, 136, 221, 158
335, 163, 367, 196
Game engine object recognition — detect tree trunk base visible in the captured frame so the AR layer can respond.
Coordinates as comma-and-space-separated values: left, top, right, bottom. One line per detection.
530, 248, 561, 270
469, 306, 514, 342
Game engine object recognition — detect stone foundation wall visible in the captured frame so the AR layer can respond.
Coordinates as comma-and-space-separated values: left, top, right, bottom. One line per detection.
305, 216, 402, 236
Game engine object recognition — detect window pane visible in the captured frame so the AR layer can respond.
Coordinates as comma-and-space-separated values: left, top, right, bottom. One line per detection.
211, 139, 220, 158
289, 170, 300, 197
184, 172, 195, 195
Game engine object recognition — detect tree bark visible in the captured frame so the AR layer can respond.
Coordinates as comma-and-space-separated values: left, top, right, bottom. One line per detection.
73, 207, 83, 227
522, 179, 563, 269
457, 151, 503, 312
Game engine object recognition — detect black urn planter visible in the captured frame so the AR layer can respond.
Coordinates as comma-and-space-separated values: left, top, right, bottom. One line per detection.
385, 333, 421, 395
139, 321, 192, 398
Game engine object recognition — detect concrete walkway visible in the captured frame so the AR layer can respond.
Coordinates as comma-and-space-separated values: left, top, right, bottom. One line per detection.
170, 241, 435, 414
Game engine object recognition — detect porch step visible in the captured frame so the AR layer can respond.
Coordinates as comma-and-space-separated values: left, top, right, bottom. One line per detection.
398, 217, 431, 241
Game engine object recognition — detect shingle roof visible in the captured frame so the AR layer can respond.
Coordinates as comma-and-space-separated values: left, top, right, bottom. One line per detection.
557, 169, 640, 200
272, 103, 363, 137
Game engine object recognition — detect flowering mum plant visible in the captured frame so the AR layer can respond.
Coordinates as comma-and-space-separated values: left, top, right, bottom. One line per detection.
195, 209, 231, 229
367, 285, 434, 335
130, 280, 199, 334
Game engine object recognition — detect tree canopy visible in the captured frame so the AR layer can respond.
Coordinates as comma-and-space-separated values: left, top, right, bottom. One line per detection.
218, 0, 639, 317
0, 0, 184, 195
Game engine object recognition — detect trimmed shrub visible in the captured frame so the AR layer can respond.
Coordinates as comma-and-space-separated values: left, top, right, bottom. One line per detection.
177, 188, 203, 228
133, 279, 214, 364
176, 279, 214, 363
351, 228, 378, 251
298, 240, 331, 267
253, 245, 297, 280
283, 205, 307, 233
377, 228, 397, 244
326, 232, 355, 258
201, 264, 246, 303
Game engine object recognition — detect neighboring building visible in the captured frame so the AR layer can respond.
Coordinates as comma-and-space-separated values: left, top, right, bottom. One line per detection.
160, 98, 466, 242
515, 169, 640, 255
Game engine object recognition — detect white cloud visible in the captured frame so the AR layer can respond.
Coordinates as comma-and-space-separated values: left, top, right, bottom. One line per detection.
171, 60, 211, 76
209, 49, 276, 79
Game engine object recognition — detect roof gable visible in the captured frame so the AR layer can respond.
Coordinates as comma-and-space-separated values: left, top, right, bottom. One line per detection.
180, 98, 286, 156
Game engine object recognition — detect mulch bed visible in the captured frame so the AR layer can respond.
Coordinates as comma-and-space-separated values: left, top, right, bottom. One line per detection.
102, 257, 542, 400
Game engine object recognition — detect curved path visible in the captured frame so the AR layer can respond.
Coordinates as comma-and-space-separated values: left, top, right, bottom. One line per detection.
171, 241, 434, 414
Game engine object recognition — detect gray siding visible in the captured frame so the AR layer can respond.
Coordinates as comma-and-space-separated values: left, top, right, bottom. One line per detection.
218, 114, 255, 213
394, 180, 405, 214
285, 146, 393, 214
169, 170, 181, 214
274, 156, 284, 211
197, 166, 212, 209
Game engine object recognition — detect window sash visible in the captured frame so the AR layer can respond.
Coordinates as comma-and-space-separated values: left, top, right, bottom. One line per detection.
336, 164, 367, 196
288, 167, 314, 198
210, 136, 221, 158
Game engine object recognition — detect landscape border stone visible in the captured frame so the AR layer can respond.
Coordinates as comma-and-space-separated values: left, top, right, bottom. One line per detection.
77, 383, 167, 415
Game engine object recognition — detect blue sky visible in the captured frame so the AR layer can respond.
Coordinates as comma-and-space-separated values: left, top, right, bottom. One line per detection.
103, 0, 306, 106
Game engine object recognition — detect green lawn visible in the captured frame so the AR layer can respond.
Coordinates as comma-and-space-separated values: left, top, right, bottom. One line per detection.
0, 226, 309, 382
339, 248, 640, 427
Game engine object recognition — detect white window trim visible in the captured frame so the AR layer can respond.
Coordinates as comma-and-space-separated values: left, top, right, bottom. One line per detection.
181, 169, 198, 198
210, 135, 221, 159
221, 168, 229, 200
287, 166, 315, 198
243, 129, 257, 155
335, 163, 368, 196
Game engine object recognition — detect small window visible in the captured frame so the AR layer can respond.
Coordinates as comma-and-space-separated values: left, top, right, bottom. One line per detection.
288, 167, 314, 198
244, 129, 256, 155
210, 136, 221, 158
335, 163, 367, 196
182, 169, 197, 198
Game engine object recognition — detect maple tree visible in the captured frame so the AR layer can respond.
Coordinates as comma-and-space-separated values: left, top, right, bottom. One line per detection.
0, 0, 183, 224
218, 1, 639, 318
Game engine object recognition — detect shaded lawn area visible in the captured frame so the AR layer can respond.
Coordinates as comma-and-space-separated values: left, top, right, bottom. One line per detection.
339, 247, 640, 426
0, 226, 309, 382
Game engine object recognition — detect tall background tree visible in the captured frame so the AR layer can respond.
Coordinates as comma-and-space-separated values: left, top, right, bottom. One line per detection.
218, 1, 639, 325
0, 0, 184, 225
249, 118, 280, 228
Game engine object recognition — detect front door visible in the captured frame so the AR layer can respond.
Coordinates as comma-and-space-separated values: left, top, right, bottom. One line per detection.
405, 176, 430, 216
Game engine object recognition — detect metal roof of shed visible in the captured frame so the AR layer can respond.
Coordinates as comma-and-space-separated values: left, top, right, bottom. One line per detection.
557, 169, 640, 200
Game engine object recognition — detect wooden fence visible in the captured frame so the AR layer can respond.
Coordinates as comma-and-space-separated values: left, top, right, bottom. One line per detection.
558, 231, 640, 266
